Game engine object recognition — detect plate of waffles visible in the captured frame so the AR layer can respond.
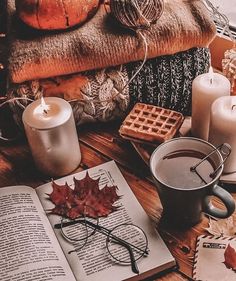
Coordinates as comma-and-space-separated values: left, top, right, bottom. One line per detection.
119, 104, 236, 185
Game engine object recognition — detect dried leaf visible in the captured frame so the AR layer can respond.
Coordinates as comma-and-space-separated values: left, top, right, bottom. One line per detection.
224, 244, 236, 270
205, 217, 236, 237
49, 173, 121, 219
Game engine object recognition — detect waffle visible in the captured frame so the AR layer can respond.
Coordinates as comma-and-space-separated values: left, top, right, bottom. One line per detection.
119, 103, 184, 144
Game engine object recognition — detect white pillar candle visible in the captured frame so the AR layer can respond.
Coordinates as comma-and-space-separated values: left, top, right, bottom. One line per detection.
191, 67, 230, 140
209, 96, 236, 174
22, 97, 81, 177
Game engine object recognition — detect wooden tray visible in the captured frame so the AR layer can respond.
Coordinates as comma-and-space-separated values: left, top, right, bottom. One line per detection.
131, 117, 236, 184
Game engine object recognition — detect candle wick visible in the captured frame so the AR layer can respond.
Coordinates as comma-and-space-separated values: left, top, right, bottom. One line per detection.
232, 105, 236, 110
210, 78, 213, 84
43, 109, 48, 114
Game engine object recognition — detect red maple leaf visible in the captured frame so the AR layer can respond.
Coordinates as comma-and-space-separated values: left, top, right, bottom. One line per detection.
48, 172, 121, 219
224, 244, 236, 271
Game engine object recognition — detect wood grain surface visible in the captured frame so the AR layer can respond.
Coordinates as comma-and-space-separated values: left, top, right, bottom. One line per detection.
0, 119, 235, 280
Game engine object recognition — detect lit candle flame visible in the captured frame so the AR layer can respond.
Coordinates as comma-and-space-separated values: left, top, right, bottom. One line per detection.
209, 66, 214, 85
40, 97, 50, 114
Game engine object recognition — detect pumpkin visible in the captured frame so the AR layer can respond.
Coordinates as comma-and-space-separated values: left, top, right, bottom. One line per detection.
15, 0, 100, 30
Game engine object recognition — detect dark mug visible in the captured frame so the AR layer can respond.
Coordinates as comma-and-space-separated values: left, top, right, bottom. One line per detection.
150, 137, 235, 227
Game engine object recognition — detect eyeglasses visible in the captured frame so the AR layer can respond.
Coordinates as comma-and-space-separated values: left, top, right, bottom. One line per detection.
54, 215, 149, 274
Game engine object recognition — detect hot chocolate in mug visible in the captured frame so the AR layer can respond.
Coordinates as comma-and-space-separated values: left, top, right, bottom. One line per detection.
150, 137, 235, 227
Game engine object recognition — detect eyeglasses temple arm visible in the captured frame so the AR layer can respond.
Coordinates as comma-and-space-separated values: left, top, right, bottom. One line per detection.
54, 220, 148, 255
111, 239, 139, 274
88, 222, 148, 256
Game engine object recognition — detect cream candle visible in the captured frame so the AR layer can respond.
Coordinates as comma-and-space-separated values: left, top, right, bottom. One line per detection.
22, 97, 81, 177
191, 67, 230, 140
209, 96, 236, 173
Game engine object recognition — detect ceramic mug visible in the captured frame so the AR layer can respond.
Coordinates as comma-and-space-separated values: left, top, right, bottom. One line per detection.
149, 137, 235, 227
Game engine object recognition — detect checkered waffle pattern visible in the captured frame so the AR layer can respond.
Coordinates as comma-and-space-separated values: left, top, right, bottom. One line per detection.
119, 103, 184, 143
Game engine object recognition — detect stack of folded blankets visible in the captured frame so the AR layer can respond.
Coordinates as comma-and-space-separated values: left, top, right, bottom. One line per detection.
6, 0, 216, 127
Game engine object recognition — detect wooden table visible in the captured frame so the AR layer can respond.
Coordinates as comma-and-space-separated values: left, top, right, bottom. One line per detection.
0, 116, 235, 281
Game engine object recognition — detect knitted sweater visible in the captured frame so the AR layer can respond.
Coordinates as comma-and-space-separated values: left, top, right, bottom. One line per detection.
7, 0, 215, 83
9, 47, 210, 127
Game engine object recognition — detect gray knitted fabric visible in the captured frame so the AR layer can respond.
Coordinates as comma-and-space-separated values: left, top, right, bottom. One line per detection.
127, 47, 210, 116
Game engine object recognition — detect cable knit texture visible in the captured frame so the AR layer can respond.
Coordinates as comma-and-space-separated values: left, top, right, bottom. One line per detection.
7, 0, 216, 83
8, 66, 130, 127
8, 47, 210, 126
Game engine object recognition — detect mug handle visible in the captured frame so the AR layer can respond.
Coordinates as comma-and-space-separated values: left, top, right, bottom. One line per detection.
133, 142, 235, 218
203, 184, 235, 218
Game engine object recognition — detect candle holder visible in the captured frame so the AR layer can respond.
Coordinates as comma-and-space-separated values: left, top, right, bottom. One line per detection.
22, 97, 81, 177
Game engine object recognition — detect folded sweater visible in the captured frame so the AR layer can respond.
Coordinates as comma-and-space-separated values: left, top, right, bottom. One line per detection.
8, 47, 210, 127
7, 0, 216, 83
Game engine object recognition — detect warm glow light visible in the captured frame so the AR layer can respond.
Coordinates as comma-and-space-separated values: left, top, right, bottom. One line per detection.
209, 66, 214, 84
40, 97, 50, 113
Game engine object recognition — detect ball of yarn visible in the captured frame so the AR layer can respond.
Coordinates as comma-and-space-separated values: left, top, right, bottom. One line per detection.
110, 0, 164, 30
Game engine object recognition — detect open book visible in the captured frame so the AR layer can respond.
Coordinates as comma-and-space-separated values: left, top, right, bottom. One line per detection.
0, 161, 176, 281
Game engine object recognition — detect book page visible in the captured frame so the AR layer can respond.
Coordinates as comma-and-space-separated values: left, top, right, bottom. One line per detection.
0, 185, 76, 281
37, 161, 175, 281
